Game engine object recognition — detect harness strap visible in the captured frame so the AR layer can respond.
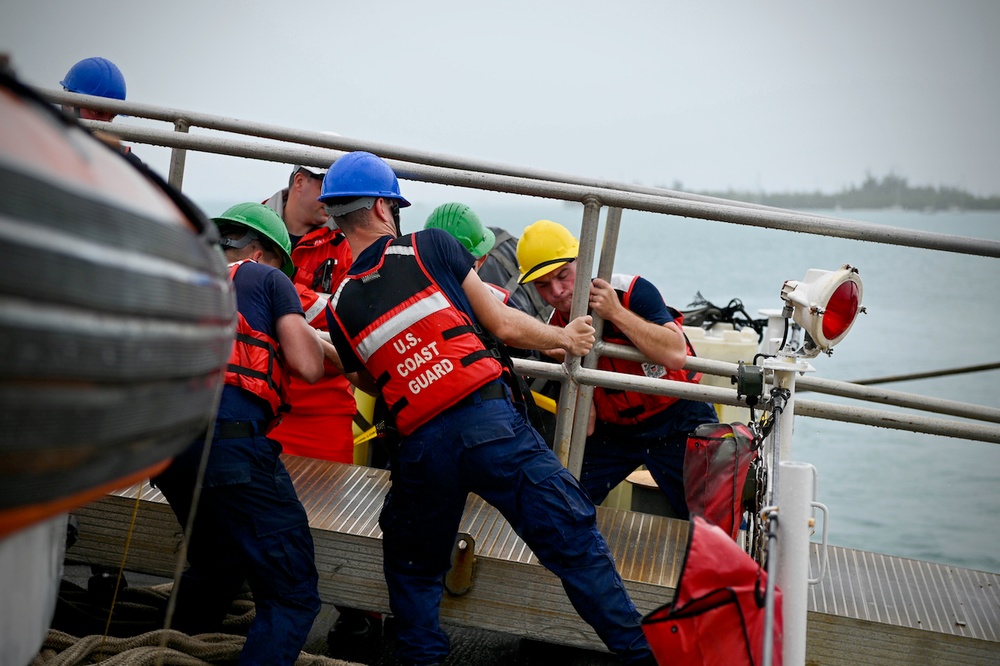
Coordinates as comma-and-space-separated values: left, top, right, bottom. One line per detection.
488, 229, 552, 322
618, 405, 646, 420
389, 396, 408, 421
463, 322, 549, 436
441, 323, 478, 339
230, 332, 279, 391
461, 348, 501, 366
441, 324, 503, 367
452, 381, 508, 410
353, 410, 373, 432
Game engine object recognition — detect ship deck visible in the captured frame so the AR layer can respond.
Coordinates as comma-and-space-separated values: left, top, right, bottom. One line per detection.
69, 457, 1000, 665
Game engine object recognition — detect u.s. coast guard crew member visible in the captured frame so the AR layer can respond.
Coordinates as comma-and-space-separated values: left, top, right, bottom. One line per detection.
321, 151, 656, 666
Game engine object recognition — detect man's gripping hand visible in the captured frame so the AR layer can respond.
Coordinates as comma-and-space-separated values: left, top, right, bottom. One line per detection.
563, 315, 595, 358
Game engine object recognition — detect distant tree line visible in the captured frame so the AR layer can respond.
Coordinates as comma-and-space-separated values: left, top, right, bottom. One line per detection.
690, 173, 1000, 211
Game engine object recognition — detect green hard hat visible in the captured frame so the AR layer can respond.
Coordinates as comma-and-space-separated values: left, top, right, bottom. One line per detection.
213, 202, 295, 277
424, 202, 495, 258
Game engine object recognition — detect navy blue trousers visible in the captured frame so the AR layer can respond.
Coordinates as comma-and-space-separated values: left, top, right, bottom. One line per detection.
153, 426, 320, 665
380, 383, 653, 665
581, 399, 719, 516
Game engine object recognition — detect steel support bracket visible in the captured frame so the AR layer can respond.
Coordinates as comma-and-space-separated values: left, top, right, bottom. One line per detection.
444, 532, 476, 596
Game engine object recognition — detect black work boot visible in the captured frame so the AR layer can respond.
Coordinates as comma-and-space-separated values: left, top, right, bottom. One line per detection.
326, 606, 383, 661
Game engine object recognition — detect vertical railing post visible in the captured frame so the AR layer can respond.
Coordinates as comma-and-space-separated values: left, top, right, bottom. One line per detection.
775, 461, 816, 666
554, 196, 602, 472
761, 353, 819, 666
566, 206, 621, 477
167, 118, 190, 191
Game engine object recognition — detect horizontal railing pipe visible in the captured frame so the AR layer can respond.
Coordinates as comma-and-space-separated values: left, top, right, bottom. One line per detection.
795, 400, 1000, 445
572, 366, 1000, 445
42, 88, 1000, 261
37, 89, 896, 223
73, 121, 344, 175
519, 356, 1000, 444
512, 358, 569, 383
574, 367, 748, 406
519, 345, 1000, 443
598, 341, 1000, 424
392, 161, 1000, 258
795, 374, 1000, 424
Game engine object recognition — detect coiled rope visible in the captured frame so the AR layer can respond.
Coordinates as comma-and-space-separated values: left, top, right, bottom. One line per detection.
30, 628, 356, 665
51, 580, 254, 638
37, 578, 351, 665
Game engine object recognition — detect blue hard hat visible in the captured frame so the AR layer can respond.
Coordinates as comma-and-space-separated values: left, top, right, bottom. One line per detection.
60, 57, 127, 100
319, 151, 411, 207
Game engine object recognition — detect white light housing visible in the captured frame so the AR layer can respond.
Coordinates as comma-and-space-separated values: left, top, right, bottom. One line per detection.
780, 265, 864, 355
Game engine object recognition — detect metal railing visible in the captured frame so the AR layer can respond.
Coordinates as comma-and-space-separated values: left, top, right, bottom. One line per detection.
43, 88, 1000, 259
41, 88, 1000, 464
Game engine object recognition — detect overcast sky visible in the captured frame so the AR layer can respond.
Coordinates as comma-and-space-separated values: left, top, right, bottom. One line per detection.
3, 1, 999, 206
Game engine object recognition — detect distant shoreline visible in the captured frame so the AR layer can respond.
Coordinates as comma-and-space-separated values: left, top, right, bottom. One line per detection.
691, 174, 1000, 212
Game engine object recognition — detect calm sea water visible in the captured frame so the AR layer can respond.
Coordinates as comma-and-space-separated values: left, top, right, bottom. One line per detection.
205, 195, 1000, 573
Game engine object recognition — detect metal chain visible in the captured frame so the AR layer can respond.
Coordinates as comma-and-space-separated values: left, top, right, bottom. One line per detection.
743, 388, 789, 564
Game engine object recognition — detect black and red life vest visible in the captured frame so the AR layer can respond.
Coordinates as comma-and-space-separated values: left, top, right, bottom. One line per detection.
553, 273, 702, 426
327, 236, 503, 436
224, 261, 290, 418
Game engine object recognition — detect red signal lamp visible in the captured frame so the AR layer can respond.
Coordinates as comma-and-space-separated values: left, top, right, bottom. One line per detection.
780, 265, 864, 356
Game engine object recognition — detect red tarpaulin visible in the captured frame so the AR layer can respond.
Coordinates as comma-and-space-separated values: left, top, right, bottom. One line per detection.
641, 516, 782, 666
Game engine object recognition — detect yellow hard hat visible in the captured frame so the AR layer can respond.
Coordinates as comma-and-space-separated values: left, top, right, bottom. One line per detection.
516, 220, 579, 284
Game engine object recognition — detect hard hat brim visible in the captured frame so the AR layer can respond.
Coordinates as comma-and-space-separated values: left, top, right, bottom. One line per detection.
518, 257, 574, 284
470, 226, 496, 259
318, 193, 411, 208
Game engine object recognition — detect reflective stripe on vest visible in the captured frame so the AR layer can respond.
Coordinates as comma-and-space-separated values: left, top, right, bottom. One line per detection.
329, 236, 503, 435
295, 282, 329, 329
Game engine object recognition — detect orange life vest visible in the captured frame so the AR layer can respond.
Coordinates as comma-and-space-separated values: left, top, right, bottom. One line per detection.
291, 226, 352, 294
328, 236, 503, 436
224, 261, 290, 417
277, 282, 354, 417
553, 273, 702, 426
484, 281, 510, 304
295, 281, 330, 329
